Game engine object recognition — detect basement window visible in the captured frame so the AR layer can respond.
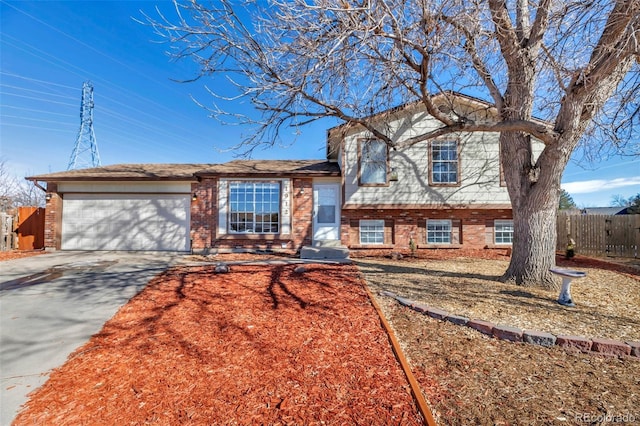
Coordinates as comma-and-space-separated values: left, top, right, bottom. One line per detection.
494, 220, 514, 244
359, 220, 385, 244
427, 219, 452, 244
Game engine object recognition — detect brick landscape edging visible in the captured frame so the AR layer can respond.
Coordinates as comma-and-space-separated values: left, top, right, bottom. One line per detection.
380, 291, 639, 359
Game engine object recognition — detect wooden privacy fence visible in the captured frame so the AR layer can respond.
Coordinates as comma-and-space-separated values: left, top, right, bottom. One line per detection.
557, 214, 640, 258
0, 207, 45, 251
16, 207, 45, 250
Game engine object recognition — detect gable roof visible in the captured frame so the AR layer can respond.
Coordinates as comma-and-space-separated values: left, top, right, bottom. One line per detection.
580, 207, 631, 215
26, 164, 209, 182
26, 160, 340, 183
325, 91, 551, 159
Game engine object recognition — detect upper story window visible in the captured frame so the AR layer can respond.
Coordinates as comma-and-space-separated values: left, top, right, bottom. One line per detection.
359, 139, 388, 186
494, 219, 514, 244
430, 140, 459, 185
229, 182, 280, 233
427, 219, 452, 244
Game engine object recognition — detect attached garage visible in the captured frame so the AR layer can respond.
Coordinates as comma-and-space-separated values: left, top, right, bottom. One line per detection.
27, 164, 206, 252
61, 193, 190, 251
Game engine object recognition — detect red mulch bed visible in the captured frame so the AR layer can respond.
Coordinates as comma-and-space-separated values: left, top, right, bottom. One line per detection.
556, 253, 640, 279
0, 250, 45, 262
14, 263, 424, 425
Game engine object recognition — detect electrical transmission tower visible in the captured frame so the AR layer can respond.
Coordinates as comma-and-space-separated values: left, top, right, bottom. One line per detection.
67, 81, 101, 170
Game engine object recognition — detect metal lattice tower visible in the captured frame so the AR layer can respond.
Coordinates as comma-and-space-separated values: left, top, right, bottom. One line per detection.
67, 81, 101, 170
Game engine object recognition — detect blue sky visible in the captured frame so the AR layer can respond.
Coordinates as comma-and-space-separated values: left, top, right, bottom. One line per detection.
1, 0, 638, 207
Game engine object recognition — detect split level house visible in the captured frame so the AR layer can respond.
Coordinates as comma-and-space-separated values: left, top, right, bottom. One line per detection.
28, 93, 542, 257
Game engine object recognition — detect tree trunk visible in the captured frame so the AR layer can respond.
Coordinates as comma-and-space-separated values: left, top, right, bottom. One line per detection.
499, 131, 565, 290
503, 197, 559, 289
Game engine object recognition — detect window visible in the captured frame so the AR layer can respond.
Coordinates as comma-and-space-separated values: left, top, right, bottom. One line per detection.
431, 140, 458, 184
229, 182, 280, 233
359, 220, 384, 244
427, 219, 452, 244
359, 139, 388, 185
494, 220, 514, 244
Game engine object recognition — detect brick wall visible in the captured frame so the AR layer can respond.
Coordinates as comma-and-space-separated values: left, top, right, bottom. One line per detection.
341, 208, 513, 255
291, 178, 313, 249
192, 177, 314, 254
190, 179, 217, 250
43, 183, 61, 250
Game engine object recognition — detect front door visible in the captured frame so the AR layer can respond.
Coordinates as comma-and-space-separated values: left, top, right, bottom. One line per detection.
313, 183, 340, 242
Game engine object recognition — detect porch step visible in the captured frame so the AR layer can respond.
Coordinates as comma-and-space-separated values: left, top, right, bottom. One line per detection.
312, 239, 344, 248
300, 245, 350, 260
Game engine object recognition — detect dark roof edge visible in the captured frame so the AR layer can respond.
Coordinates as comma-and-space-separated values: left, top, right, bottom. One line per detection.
26, 176, 198, 182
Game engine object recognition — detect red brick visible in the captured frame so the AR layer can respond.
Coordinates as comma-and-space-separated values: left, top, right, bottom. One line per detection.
626, 341, 640, 358
492, 325, 523, 342
341, 208, 513, 254
467, 319, 495, 336
43, 183, 62, 250
195, 177, 312, 254
556, 335, 592, 352
591, 338, 631, 357
426, 307, 449, 320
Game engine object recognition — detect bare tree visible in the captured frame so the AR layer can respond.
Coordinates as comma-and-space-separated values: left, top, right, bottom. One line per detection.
0, 160, 45, 209
144, 0, 639, 287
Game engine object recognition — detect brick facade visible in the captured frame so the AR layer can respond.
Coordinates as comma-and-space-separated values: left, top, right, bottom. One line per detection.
341, 207, 513, 256
40, 177, 513, 256
43, 183, 62, 250
190, 178, 314, 254
190, 179, 217, 250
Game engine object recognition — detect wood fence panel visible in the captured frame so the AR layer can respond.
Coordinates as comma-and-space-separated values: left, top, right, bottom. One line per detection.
16, 207, 45, 250
557, 214, 640, 258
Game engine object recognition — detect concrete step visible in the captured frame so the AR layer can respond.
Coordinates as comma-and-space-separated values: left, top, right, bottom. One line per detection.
311, 239, 343, 248
300, 245, 350, 260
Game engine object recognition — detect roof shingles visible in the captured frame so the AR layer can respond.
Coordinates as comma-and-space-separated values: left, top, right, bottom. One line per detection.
26, 160, 339, 182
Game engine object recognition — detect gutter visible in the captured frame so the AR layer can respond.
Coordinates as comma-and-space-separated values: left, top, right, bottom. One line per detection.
26, 178, 47, 193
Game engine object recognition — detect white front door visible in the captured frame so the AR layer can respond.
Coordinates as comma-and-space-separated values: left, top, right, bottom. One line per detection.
313, 183, 340, 242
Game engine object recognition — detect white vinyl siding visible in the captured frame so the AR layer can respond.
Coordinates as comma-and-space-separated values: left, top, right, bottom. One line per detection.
341, 103, 541, 207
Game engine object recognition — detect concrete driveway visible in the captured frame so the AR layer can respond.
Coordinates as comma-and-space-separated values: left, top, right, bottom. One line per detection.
0, 251, 181, 425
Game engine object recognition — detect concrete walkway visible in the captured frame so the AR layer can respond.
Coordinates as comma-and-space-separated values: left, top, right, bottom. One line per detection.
0, 251, 180, 425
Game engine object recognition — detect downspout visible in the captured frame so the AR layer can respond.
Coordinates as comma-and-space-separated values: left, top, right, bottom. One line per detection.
27, 178, 47, 193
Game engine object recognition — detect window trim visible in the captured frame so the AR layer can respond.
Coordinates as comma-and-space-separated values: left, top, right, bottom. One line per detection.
359, 219, 385, 245
358, 139, 389, 187
494, 219, 514, 245
428, 140, 461, 187
426, 219, 452, 244
228, 181, 281, 235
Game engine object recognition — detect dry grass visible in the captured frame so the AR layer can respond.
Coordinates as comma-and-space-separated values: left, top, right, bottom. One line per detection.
357, 256, 640, 341
357, 255, 640, 425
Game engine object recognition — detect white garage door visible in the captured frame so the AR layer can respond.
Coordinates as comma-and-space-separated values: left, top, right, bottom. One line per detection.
62, 194, 190, 251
